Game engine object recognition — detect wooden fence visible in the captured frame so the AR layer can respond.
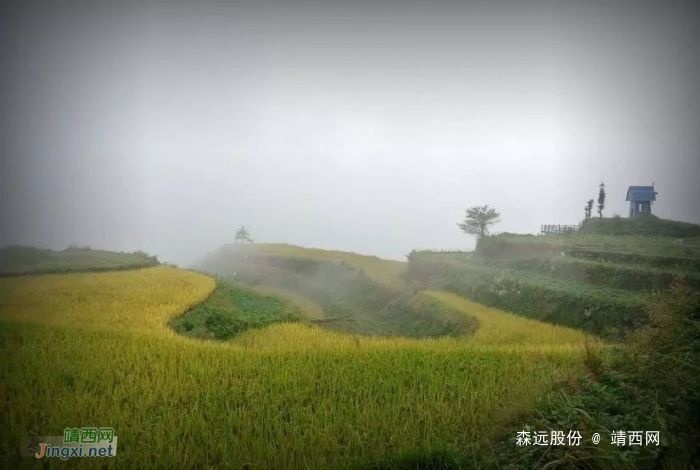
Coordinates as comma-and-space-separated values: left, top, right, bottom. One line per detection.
540, 224, 581, 235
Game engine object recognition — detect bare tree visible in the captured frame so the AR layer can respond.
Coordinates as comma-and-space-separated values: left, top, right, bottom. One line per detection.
235, 226, 254, 244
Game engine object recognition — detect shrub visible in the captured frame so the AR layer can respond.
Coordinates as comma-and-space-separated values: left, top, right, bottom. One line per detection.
204, 311, 249, 340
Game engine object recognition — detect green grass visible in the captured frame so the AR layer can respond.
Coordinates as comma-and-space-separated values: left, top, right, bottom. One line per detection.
479, 255, 700, 291
474, 284, 700, 469
0, 245, 159, 276
682, 237, 700, 248
409, 232, 700, 336
567, 248, 700, 271
248, 284, 326, 320
477, 233, 700, 259
169, 278, 303, 340
580, 214, 700, 238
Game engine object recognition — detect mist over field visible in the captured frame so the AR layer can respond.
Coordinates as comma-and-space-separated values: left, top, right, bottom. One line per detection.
3, 3, 700, 468
1, 0, 699, 265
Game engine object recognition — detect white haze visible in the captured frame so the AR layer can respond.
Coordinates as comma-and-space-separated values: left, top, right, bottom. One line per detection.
1, 0, 698, 263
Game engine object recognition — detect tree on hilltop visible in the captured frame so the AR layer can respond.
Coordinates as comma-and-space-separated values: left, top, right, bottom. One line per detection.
457, 205, 501, 239
585, 199, 594, 219
597, 182, 606, 218
235, 226, 254, 244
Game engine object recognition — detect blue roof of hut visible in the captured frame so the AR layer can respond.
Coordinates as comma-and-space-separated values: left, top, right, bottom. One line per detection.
626, 185, 657, 202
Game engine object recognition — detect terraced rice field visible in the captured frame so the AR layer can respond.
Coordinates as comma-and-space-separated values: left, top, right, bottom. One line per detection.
1, 266, 597, 468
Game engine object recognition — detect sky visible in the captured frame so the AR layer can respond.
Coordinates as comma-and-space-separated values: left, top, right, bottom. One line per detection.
1, 0, 699, 264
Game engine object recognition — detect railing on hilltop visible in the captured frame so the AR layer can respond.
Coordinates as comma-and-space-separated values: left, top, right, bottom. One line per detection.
540, 223, 581, 235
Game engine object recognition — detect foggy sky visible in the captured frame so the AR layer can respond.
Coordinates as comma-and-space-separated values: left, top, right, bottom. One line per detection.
1, 0, 699, 264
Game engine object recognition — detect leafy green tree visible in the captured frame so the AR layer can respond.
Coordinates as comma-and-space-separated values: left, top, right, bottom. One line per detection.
457, 205, 501, 239
585, 199, 594, 219
235, 226, 253, 244
597, 182, 606, 218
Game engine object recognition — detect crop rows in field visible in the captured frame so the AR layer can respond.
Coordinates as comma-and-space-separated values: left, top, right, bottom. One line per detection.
477, 232, 700, 259
566, 248, 700, 271
0, 267, 214, 335
407, 250, 650, 336
408, 231, 700, 337
473, 255, 700, 292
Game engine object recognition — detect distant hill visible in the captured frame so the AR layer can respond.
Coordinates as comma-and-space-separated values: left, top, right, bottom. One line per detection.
0, 245, 159, 276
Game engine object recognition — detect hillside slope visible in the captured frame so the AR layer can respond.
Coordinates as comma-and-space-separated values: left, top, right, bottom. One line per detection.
0, 245, 160, 276
194, 243, 471, 338
207, 243, 407, 289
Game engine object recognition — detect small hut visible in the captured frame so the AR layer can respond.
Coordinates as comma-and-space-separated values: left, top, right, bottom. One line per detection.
626, 183, 657, 217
